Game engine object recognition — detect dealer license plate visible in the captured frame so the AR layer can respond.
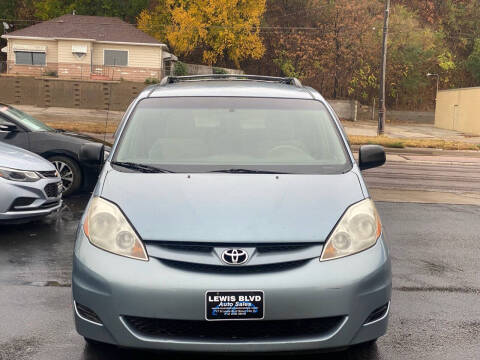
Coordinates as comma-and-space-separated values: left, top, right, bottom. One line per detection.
205, 291, 264, 321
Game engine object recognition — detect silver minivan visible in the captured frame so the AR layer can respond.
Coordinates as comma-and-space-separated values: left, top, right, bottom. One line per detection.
73, 75, 391, 353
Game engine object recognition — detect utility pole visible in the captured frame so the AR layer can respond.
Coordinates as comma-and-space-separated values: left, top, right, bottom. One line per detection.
377, 0, 391, 136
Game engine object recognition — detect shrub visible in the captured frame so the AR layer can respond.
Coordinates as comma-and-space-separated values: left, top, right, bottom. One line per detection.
144, 77, 160, 84
173, 61, 188, 76
44, 70, 57, 77
212, 67, 228, 74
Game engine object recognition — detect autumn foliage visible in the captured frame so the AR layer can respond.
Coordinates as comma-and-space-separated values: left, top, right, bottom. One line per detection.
137, 0, 265, 67
2, 0, 480, 110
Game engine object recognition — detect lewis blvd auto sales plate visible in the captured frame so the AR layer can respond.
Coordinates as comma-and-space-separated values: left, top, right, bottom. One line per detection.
206, 291, 264, 320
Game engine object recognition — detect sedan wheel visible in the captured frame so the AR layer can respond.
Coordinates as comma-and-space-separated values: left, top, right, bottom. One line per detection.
49, 156, 82, 196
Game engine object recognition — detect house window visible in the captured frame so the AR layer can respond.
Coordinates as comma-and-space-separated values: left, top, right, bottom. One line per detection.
15, 51, 46, 66
104, 50, 128, 66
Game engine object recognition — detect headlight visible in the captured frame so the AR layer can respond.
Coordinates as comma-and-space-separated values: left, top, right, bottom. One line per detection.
0, 166, 41, 182
83, 197, 148, 261
320, 199, 381, 261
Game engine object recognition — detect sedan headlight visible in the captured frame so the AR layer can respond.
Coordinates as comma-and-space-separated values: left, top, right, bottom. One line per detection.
320, 199, 381, 261
83, 197, 148, 261
0, 166, 41, 182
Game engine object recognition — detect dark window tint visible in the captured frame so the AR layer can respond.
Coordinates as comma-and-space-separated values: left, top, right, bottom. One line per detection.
104, 50, 128, 66
15, 51, 46, 66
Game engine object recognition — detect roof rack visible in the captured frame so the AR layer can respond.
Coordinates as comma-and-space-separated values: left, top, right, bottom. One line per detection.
159, 74, 302, 87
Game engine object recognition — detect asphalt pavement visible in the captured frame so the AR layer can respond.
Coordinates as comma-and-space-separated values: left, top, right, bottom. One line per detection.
1, 193, 479, 360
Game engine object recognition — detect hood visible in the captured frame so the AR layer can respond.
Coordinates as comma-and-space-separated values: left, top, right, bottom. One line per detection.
51, 130, 112, 147
0, 142, 55, 171
100, 170, 365, 243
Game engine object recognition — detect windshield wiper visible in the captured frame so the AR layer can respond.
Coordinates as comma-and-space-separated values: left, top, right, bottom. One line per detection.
210, 168, 287, 174
111, 161, 174, 173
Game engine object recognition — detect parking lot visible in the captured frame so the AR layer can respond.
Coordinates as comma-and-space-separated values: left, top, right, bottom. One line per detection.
1, 192, 480, 360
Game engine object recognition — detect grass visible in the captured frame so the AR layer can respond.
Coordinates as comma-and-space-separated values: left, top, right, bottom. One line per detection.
349, 135, 480, 151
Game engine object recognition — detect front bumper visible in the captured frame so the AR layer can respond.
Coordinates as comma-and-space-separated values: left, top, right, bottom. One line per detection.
72, 232, 391, 352
0, 177, 62, 221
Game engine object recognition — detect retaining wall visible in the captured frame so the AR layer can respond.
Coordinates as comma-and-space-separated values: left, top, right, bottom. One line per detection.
0, 75, 144, 111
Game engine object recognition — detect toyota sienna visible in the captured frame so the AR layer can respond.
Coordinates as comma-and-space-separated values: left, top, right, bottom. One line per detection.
72, 75, 391, 353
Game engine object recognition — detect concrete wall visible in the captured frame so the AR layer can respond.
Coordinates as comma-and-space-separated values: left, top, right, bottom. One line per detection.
357, 105, 435, 124
327, 99, 358, 121
0, 75, 144, 111
183, 63, 244, 75
435, 87, 480, 134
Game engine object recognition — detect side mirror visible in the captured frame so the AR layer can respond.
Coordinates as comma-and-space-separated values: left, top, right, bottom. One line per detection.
79, 143, 105, 164
358, 145, 386, 170
0, 123, 18, 132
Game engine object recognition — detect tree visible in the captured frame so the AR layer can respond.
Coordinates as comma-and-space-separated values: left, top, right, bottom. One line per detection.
467, 39, 480, 84
256, 0, 383, 99
137, 0, 266, 67
34, 0, 150, 22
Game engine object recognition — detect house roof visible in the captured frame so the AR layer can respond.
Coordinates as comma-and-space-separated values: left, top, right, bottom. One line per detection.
2, 14, 166, 47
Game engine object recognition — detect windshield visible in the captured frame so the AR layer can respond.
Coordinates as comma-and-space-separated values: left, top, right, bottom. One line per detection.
113, 97, 351, 174
0, 105, 53, 132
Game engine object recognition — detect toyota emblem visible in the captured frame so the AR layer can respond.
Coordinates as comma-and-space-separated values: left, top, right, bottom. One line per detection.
221, 249, 248, 265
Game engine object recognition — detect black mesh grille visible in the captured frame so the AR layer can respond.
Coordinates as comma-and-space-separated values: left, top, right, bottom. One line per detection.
257, 244, 311, 253
39, 201, 60, 209
44, 182, 60, 198
76, 303, 102, 324
160, 259, 308, 274
161, 244, 214, 253
124, 316, 344, 341
39, 170, 57, 178
10, 197, 35, 210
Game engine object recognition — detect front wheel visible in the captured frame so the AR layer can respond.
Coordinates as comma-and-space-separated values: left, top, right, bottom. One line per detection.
49, 156, 82, 197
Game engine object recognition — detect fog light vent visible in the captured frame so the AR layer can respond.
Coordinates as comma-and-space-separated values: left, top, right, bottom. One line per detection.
364, 302, 389, 325
11, 197, 35, 210
75, 302, 103, 325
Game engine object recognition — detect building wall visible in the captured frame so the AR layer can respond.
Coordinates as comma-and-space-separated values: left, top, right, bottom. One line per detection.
57, 40, 93, 78
91, 43, 163, 69
6, 38, 59, 76
5, 38, 164, 82
435, 87, 480, 135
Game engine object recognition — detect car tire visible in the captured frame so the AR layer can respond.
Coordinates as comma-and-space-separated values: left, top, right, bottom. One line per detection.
48, 155, 82, 197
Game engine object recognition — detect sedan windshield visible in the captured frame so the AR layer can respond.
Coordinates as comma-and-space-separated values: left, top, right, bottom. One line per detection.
0, 105, 53, 132
114, 97, 351, 174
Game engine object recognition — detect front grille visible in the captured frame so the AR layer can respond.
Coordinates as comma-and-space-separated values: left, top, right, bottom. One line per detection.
148, 242, 315, 255
124, 316, 344, 341
257, 244, 311, 253
160, 259, 308, 274
39, 170, 58, 178
44, 182, 60, 198
161, 243, 213, 253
